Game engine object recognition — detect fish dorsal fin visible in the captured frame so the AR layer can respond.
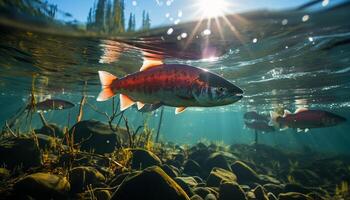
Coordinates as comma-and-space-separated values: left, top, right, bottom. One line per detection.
283, 109, 292, 117
175, 107, 186, 114
137, 102, 145, 110
120, 94, 135, 111
295, 107, 308, 113
140, 59, 163, 71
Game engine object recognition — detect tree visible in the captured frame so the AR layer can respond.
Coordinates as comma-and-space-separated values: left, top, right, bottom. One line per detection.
105, 0, 112, 33
132, 14, 136, 31
141, 10, 146, 30
127, 12, 132, 32
145, 12, 151, 30
95, 0, 106, 31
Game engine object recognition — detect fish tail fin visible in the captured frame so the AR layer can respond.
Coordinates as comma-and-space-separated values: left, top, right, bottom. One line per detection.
269, 111, 282, 129
97, 71, 118, 101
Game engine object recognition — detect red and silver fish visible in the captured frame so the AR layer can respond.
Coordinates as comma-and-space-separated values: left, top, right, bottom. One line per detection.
97, 60, 243, 114
270, 108, 346, 132
29, 99, 75, 112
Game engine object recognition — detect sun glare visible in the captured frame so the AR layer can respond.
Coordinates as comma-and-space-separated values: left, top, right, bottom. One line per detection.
195, 0, 229, 18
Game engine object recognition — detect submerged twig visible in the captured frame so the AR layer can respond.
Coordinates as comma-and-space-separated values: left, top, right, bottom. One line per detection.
155, 107, 164, 143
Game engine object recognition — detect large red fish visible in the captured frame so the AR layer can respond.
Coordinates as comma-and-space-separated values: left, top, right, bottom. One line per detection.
97, 61, 243, 114
270, 108, 346, 132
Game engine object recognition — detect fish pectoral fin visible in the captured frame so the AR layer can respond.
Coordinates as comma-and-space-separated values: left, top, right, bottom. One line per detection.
175, 107, 187, 114
283, 109, 292, 117
137, 102, 145, 110
120, 94, 135, 111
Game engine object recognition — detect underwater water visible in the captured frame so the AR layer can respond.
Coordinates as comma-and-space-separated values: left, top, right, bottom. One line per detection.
1, 0, 350, 200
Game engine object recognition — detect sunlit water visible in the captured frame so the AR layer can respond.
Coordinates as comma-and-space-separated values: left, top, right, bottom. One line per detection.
1, 1, 350, 153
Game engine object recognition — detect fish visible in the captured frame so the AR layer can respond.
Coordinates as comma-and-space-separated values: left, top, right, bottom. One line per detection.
96, 60, 243, 114
137, 103, 162, 113
270, 108, 346, 132
244, 121, 275, 133
29, 99, 75, 112
243, 111, 269, 122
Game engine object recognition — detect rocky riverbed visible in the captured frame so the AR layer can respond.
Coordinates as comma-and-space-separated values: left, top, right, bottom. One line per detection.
0, 121, 349, 200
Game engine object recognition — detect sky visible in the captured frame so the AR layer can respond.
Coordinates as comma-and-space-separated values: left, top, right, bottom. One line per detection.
47, 0, 332, 28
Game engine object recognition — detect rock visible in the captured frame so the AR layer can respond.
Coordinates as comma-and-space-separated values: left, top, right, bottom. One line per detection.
191, 194, 204, 200
267, 192, 278, 200
263, 184, 284, 196
307, 192, 326, 200
259, 174, 280, 184
218, 182, 247, 200
34, 123, 63, 137
184, 159, 202, 177
13, 172, 70, 199
69, 120, 119, 154
205, 152, 232, 173
231, 161, 260, 184
253, 185, 268, 200
289, 169, 320, 186
161, 164, 179, 178
284, 183, 312, 194
176, 177, 198, 188
95, 190, 111, 200
131, 148, 162, 170
205, 193, 217, 200
36, 133, 62, 150
174, 153, 185, 164
207, 167, 237, 187
193, 187, 212, 199
109, 172, 133, 187
278, 192, 312, 200
0, 137, 42, 169
0, 168, 10, 179
189, 148, 211, 167
175, 177, 196, 197
111, 166, 190, 200
69, 166, 106, 193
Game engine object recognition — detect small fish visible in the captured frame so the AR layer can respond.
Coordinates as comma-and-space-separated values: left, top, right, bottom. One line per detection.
97, 60, 243, 114
244, 121, 275, 133
137, 103, 162, 113
244, 111, 269, 122
270, 108, 346, 132
30, 99, 75, 112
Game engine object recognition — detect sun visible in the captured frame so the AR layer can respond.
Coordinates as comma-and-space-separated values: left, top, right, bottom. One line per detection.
195, 0, 230, 18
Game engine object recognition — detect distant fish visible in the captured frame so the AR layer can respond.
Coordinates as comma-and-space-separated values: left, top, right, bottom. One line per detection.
245, 121, 275, 133
97, 59, 243, 114
244, 111, 269, 122
138, 103, 162, 113
30, 99, 75, 112
270, 108, 346, 132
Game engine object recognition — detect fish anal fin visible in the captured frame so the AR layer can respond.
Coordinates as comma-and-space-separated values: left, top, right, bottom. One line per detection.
295, 107, 308, 113
120, 94, 135, 111
175, 107, 186, 114
137, 102, 145, 110
283, 109, 292, 117
97, 87, 114, 101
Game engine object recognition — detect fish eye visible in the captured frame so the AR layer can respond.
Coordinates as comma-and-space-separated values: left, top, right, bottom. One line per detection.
217, 87, 224, 92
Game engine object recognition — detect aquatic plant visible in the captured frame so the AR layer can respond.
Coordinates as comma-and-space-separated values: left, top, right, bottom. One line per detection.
287, 175, 296, 184
335, 181, 349, 198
